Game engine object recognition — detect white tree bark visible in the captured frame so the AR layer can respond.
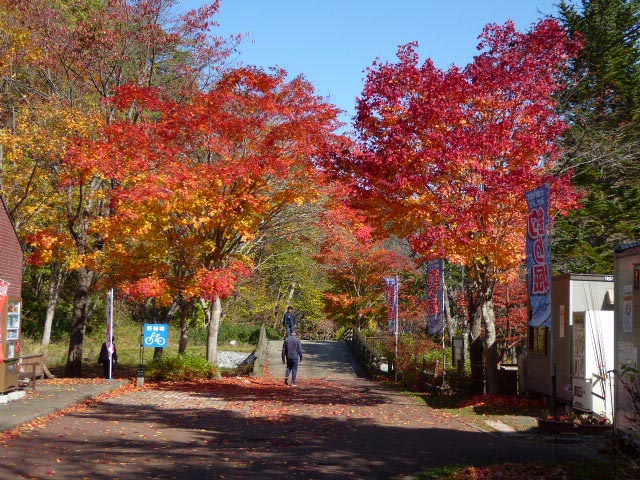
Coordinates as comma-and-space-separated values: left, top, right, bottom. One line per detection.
205, 295, 222, 367
41, 263, 66, 349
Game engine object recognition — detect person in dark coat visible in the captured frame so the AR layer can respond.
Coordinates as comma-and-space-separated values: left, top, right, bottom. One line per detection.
98, 337, 117, 379
281, 331, 304, 386
282, 306, 297, 336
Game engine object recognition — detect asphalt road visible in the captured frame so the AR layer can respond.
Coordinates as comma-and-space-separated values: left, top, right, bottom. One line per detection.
266, 339, 366, 382
0, 341, 596, 480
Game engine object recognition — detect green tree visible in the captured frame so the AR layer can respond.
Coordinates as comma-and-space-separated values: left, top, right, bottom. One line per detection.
554, 0, 640, 273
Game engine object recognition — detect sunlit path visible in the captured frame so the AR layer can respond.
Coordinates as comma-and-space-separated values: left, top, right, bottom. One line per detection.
266, 339, 365, 381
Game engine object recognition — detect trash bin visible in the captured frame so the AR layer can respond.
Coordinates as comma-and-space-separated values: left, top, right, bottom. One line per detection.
497, 366, 518, 395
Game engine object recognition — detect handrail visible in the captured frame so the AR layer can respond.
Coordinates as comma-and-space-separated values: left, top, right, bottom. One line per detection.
342, 327, 389, 376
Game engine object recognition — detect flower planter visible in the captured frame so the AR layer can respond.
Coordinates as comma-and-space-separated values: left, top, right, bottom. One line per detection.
576, 423, 612, 435
536, 418, 576, 434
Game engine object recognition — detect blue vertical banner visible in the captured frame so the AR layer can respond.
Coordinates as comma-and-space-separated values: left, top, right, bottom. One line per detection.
384, 276, 399, 335
426, 259, 445, 334
525, 184, 552, 327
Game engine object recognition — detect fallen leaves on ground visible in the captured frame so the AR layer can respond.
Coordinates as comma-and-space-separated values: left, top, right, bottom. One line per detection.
0, 381, 138, 444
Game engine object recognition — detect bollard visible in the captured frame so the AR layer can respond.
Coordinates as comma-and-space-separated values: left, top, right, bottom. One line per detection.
136, 366, 145, 387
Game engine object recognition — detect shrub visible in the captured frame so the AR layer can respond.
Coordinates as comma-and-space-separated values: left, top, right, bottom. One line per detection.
382, 333, 449, 391
335, 325, 349, 340
146, 353, 216, 381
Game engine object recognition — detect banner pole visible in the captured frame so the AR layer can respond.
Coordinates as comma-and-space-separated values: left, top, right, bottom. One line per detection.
107, 289, 114, 380
442, 274, 446, 388
395, 276, 399, 382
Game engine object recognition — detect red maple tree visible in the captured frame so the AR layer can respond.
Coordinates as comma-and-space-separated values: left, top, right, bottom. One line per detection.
345, 20, 581, 392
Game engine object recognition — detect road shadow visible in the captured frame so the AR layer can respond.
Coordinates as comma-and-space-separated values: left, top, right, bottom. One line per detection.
0, 391, 596, 480
151, 377, 389, 406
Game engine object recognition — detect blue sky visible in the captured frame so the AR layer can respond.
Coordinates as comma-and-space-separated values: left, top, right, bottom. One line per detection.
182, 0, 561, 126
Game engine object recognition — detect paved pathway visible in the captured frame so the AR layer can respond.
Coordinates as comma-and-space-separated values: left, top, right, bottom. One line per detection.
0, 342, 597, 479
0, 378, 128, 432
266, 339, 365, 381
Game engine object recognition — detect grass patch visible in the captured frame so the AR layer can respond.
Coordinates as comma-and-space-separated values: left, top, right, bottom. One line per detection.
419, 393, 545, 417
415, 392, 546, 433
417, 460, 630, 479
418, 394, 477, 419
20, 316, 265, 378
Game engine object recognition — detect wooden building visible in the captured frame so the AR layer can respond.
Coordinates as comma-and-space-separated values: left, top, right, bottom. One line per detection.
0, 195, 24, 392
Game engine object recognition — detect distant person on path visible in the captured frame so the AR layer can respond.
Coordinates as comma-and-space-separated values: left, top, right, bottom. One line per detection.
98, 337, 117, 379
283, 306, 297, 336
282, 331, 304, 386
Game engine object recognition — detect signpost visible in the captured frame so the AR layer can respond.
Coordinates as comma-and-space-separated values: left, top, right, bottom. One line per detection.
138, 323, 169, 387
143, 323, 169, 347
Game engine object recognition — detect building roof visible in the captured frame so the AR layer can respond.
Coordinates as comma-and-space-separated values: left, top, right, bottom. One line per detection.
615, 241, 640, 253
0, 195, 23, 254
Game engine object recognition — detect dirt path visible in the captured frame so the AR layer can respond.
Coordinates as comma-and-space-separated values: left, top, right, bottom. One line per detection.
0, 343, 593, 480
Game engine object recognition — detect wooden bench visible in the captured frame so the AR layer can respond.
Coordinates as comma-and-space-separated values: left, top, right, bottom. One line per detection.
18, 353, 45, 390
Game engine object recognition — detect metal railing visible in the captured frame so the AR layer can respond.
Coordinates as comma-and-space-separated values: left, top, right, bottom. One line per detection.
342, 327, 390, 376
365, 336, 388, 355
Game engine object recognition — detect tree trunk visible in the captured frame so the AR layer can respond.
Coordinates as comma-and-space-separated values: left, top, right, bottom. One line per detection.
149, 298, 164, 361
469, 303, 484, 394
468, 272, 498, 395
482, 299, 499, 394
64, 268, 94, 377
273, 287, 283, 329
178, 299, 193, 354
444, 283, 455, 340
206, 295, 222, 366
42, 263, 66, 349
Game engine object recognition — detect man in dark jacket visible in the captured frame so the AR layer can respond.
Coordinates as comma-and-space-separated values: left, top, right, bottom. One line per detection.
281, 331, 304, 386
282, 306, 296, 336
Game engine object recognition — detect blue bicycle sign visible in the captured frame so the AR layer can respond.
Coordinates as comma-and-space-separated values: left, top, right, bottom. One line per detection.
143, 323, 169, 348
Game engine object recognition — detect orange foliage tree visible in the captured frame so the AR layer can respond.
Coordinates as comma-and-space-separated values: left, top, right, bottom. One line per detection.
81, 68, 342, 364
1, 0, 239, 375
493, 275, 529, 363
345, 20, 580, 392
316, 205, 415, 332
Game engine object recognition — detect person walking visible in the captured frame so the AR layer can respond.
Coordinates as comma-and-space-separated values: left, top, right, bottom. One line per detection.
282, 331, 303, 386
98, 337, 117, 379
282, 306, 297, 336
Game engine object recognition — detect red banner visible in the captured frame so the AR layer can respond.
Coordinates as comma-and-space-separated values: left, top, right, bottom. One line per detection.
0, 279, 9, 363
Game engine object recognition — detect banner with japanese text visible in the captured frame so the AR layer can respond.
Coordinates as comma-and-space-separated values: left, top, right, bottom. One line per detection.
525, 184, 552, 327
426, 259, 445, 334
384, 277, 399, 335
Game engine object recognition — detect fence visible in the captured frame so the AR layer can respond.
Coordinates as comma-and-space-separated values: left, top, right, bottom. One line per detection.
342, 327, 389, 376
